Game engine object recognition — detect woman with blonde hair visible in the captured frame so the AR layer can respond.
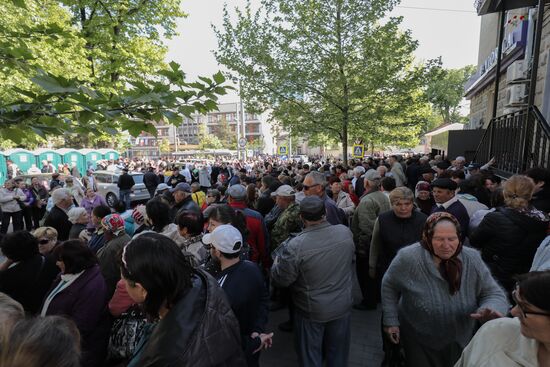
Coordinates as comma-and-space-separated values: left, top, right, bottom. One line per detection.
32, 226, 59, 257
470, 175, 550, 296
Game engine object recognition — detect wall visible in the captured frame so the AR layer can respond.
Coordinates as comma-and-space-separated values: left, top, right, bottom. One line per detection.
534, 5, 550, 115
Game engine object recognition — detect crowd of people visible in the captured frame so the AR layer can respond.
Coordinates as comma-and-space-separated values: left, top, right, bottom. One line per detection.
0, 152, 550, 367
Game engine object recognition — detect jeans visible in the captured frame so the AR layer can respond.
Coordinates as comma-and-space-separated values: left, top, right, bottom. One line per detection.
294, 311, 351, 367
1, 211, 23, 234
119, 189, 132, 210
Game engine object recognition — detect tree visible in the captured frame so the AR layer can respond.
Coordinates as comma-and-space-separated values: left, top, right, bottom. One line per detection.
425, 62, 476, 123
215, 0, 432, 164
198, 124, 223, 150
158, 138, 171, 154
0, 0, 229, 144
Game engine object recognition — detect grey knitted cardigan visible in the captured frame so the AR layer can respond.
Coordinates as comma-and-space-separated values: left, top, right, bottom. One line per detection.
382, 243, 509, 350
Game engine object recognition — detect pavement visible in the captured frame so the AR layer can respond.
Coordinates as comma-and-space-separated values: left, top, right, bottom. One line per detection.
260, 269, 385, 367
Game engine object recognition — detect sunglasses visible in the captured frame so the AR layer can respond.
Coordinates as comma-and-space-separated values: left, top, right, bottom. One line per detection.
39, 239, 51, 244
303, 184, 320, 191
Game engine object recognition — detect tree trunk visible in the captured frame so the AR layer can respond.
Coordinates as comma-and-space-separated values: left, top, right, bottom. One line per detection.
342, 112, 349, 166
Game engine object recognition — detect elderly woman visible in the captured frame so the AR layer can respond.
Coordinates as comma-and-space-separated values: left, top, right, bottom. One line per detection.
330, 177, 355, 218
369, 187, 427, 280
176, 210, 206, 264
414, 181, 435, 216
68, 207, 89, 240
456, 271, 550, 366
80, 188, 107, 229
65, 177, 84, 206
382, 212, 509, 366
0, 179, 25, 233
33, 226, 59, 258
470, 175, 550, 295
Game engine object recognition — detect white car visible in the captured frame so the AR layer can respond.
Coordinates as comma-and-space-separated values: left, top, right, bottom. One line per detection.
94, 170, 150, 207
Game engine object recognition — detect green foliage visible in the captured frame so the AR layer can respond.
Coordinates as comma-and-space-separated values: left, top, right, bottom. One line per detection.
158, 138, 171, 153
215, 0, 432, 163
0, 0, 230, 145
425, 61, 476, 123
198, 124, 224, 150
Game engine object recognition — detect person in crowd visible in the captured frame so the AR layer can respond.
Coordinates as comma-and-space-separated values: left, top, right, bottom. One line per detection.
351, 169, 391, 310
330, 177, 355, 220
376, 165, 388, 179
382, 212, 509, 366
0, 231, 59, 314
15, 179, 35, 231
456, 271, 550, 366
143, 166, 159, 199
455, 179, 489, 223
484, 174, 502, 193
199, 165, 212, 191
0, 179, 25, 233
50, 172, 64, 189
0, 292, 25, 342
369, 187, 427, 283
44, 188, 74, 241
190, 182, 206, 208
271, 196, 355, 367
30, 176, 49, 229
80, 188, 107, 230
389, 155, 407, 187
113, 199, 136, 236
70, 162, 81, 178
270, 184, 302, 252
68, 207, 89, 240
351, 166, 366, 198
176, 210, 207, 264
0, 315, 81, 367
137, 197, 183, 245
246, 183, 259, 209
525, 167, 550, 213
65, 177, 84, 206
40, 159, 54, 173
380, 176, 396, 197
303, 171, 347, 225
41, 240, 110, 367
169, 182, 200, 221
82, 169, 98, 192
203, 224, 272, 366
33, 226, 60, 259
120, 233, 246, 366
419, 165, 436, 183
205, 188, 222, 209
87, 204, 112, 254
168, 166, 186, 188
449, 156, 467, 171
470, 175, 550, 295
116, 167, 135, 210
256, 175, 278, 217
227, 184, 270, 272
97, 214, 131, 297
406, 156, 421, 191
430, 178, 470, 240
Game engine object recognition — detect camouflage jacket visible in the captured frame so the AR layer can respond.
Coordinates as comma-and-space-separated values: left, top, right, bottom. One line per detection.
270, 202, 302, 252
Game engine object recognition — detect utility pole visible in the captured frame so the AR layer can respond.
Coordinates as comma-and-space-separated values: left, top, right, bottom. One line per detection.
236, 102, 241, 160
239, 79, 246, 160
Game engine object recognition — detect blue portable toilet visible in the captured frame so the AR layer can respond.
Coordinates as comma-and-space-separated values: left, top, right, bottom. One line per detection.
80, 149, 102, 170
99, 148, 120, 161
0, 152, 7, 185
57, 148, 86, 177
5, 148, 35, 174
34, 148, 62, 171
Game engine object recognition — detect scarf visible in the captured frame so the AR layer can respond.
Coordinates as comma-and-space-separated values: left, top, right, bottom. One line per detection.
421, 212, 463, 295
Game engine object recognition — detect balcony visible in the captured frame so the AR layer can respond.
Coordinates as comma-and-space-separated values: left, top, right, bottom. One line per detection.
475, 0, 540, 15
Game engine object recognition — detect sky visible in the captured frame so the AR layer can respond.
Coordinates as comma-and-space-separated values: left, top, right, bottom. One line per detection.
165, 0, 482, 103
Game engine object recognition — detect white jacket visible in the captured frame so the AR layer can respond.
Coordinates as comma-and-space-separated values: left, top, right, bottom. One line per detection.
335, 191, 355, 216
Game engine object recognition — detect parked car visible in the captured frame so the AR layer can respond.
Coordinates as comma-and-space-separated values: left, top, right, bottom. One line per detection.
94, 170, 150, 207
15, 174, 85, 192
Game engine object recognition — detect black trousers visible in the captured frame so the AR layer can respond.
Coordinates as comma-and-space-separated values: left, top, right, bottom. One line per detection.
1, 211, 23, 234
356, 254, 377, 307
21, 206, 33, 231
32, 206, 46, 229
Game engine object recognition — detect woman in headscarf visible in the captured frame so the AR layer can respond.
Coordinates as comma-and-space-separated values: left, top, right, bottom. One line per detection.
414, 181, 435, 216
381, 212, 509, 367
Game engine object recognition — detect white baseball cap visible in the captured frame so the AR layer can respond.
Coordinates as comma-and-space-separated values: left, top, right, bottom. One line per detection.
202, 224, 243, 254
270, 184, 295, 197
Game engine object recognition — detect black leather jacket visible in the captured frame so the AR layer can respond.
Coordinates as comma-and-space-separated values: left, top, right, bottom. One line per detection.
137, 269, 246, 367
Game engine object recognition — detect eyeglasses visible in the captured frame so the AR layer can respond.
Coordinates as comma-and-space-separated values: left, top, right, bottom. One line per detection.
512, 289, 550, 318
39, 239, 51, 244
303, 184, 320, 191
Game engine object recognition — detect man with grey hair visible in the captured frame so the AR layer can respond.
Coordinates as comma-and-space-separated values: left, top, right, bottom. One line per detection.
303, 171, 346, 225
44, 188, 74, 241
351, 166, 366, 198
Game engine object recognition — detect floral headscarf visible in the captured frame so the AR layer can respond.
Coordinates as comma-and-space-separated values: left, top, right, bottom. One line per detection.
421, 212, 463, 295
101, 214, 125, 236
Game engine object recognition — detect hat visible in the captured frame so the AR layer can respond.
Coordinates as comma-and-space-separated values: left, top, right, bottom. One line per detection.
156, 183, 169, 192
202, 224, 243, 254
467, 163, 482, 170
436, 161, 451, 170
415, 181, 431, 192
299, 196, 325, 215
363, 169, 381, 181
171, 182, 191, 193
271, 184, 295, 197
420, 166, 437, 175
431, 178, 458, 191
227, 184, 247, 200
101, 214, 125, 235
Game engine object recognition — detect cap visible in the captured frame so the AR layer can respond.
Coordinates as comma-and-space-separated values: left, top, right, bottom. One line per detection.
202, 224, 243, 254
436, 161, 451, 170
467, 163, 482, 170
431, 178, 458, 191
271, 184, 296, 197
363, 169, 381, 181
299, 196, 325, 215
420, 166, 437, 175
156, 183, 170, 192
171, 182, 191, 193
227, 184, 247, 200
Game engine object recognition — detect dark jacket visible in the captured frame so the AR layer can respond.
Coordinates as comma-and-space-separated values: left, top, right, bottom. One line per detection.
431, 198, 470, 240
470, 206, 549, 292
532, 186, 550, 213
168, 173, 186, 188
255, 190, 275, 217
44, 205, 72, 241
44, 265, 110, 367
0, 254, 58, 314
170, 196, 201, 222
136, 269, 246, 367
117, 173, 135, 190
69, 223, 87, 239
96, 233, 131, 297
143, 171, 160, 190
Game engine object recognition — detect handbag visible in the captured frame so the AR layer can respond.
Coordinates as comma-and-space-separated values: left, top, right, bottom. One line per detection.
381, 341, 406, 367
107, 305, 148, 361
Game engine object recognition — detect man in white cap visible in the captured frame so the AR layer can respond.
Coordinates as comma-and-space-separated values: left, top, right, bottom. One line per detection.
203, 224, 273, 366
